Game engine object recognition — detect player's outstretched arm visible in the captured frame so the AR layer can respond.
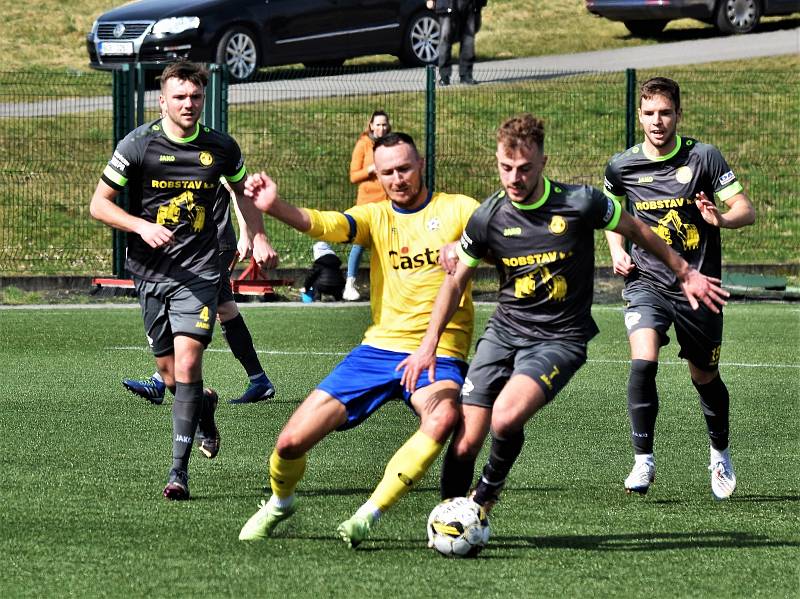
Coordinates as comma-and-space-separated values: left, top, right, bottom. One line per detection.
230, 178, 279, 269
613, 210, 728, 312
89, 180, 173, 248
604, 229, 635, 277
244, 172, 312, 232
696, 191, 755, 230
398, 260, 475, 393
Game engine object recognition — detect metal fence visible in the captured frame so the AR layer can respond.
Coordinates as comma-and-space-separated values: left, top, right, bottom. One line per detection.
0, 64, 796, 276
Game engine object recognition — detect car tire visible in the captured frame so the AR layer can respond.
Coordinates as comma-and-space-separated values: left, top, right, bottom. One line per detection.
216, 27, 259, 82
623, 20, 669, 37
714, 0, 761, 34
400, 12, 440, 66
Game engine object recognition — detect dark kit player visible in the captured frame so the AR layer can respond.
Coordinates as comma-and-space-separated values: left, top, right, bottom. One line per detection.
90, 61, 277, 500
603, 77, 754, 499
400, 114, 727, 520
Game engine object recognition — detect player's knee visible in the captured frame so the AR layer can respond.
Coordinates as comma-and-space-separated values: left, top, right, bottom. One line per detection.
275, 429, 309, 459
421, 402, 459, 442
451, 436, 482, 462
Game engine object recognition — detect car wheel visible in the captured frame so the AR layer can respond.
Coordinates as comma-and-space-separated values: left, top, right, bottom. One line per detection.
401, 12, 440, 66
216, 27, 259, 82
714, 0, 761, 34
623, 20, 669, 37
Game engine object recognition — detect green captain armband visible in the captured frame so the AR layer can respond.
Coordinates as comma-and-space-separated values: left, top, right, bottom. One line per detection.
603, 197, 622, 231
456, 243, 480, 268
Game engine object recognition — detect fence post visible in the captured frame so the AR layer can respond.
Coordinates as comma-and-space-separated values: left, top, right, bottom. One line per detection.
135, 63, 146, 126
625, 68, 636, 151
203, 64, 229, 132
624, 68, 637, 254
425, 65, 436, 190
112, 65, 135, 277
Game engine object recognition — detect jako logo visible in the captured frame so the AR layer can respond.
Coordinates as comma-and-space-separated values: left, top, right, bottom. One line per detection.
175, 434, 192, 443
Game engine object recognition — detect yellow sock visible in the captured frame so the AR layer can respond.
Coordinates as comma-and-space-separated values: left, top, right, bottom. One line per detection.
269, 449, 307, 498
369, 430, 443, 512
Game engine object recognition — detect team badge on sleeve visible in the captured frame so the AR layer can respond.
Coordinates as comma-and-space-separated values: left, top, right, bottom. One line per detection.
719, 170, 736, 186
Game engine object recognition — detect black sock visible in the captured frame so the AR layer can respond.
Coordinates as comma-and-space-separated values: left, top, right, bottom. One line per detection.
474, 430, 525, 504
440, 442, 476, 500
171, 381, 204, 472
221, 314, 263, 378
693, 375, 730, 451
628, 359, 659, 454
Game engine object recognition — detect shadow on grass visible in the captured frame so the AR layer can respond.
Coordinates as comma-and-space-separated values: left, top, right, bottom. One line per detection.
496, 531, 800, 551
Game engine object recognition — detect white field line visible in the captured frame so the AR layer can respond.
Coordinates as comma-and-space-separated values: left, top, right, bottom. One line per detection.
105, 346, 800, 369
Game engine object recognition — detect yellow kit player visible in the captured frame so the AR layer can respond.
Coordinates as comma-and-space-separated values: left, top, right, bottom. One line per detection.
238, 132, 479, 548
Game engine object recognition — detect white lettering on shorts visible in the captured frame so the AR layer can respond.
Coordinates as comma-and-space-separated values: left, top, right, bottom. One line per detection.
461, 377, 474, 397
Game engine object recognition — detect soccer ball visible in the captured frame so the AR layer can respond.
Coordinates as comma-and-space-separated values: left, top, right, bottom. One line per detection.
427, 497, 490, 557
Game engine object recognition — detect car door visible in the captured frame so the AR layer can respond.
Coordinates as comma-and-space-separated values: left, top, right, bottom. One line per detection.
341, 0, 404, 53
264, 0, 361, 61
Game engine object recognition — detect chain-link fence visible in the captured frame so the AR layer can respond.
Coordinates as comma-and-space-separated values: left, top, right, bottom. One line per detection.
0, 65, 796, 275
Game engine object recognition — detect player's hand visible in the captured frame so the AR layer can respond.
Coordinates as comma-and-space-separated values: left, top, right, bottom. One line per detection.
439, 242, 459, 275
137, 221, 173, 249
236, 235, 253, 261
244, 172, 279, 213
679, 269, 729, 313
609, 245, 635, 277
397, 348, 437, 394
695, 192, 723, 227
252, 234, 279, 270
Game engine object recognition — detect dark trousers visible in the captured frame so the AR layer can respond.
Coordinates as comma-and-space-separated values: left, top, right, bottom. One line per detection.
437, 6, 477, 79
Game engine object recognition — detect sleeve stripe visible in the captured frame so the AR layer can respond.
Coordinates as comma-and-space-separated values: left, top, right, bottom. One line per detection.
344, 213, 357, 243
603, 188, 626, 202
603, 198, 623, 231
717, 181, 743, 203
226, 164, 247, 183
456, 243, 480, 268
103, 165, 127, 187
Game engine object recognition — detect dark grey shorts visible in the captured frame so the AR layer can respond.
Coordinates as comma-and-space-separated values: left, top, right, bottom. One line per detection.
622, 279, 723, 371
461, 321, 587, 407
134, 276, 219, 357
217, 249, 236, 306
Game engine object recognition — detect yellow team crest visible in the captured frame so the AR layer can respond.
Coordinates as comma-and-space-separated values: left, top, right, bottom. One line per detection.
199, 151, 214, 167
548, 215, 567, 235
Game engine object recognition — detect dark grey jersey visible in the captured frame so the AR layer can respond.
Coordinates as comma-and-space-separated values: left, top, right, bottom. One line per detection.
458, 178, 622, 342
213, 184, 237, 252
102, 119, 246, 282
604, 135, 743, 299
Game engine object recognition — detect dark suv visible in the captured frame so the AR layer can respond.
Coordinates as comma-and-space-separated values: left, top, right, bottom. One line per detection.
586, 0, 799, 37
87, 0, 440, 82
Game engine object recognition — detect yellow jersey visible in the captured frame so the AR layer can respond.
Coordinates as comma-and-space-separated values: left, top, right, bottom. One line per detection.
303, 191, 479, 360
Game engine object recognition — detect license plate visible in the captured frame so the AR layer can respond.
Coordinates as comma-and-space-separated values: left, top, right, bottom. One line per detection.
99, 41, 134, 55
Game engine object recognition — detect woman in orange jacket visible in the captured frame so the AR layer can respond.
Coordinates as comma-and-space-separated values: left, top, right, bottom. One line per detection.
343, 110, 391, 300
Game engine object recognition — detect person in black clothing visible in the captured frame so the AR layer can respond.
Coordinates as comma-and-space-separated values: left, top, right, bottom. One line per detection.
303, 242, 346, 301
603, 77, 755, 500
427, 0, 486, 86
89, 61, 277, 500
399, 113, 727, 520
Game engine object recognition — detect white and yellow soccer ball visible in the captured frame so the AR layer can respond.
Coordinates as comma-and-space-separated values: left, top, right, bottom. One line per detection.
427, 497, 490, 557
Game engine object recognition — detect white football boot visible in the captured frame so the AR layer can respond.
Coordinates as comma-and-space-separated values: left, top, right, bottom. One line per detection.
624, 456, 656, 495
709, 448, 737, 500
